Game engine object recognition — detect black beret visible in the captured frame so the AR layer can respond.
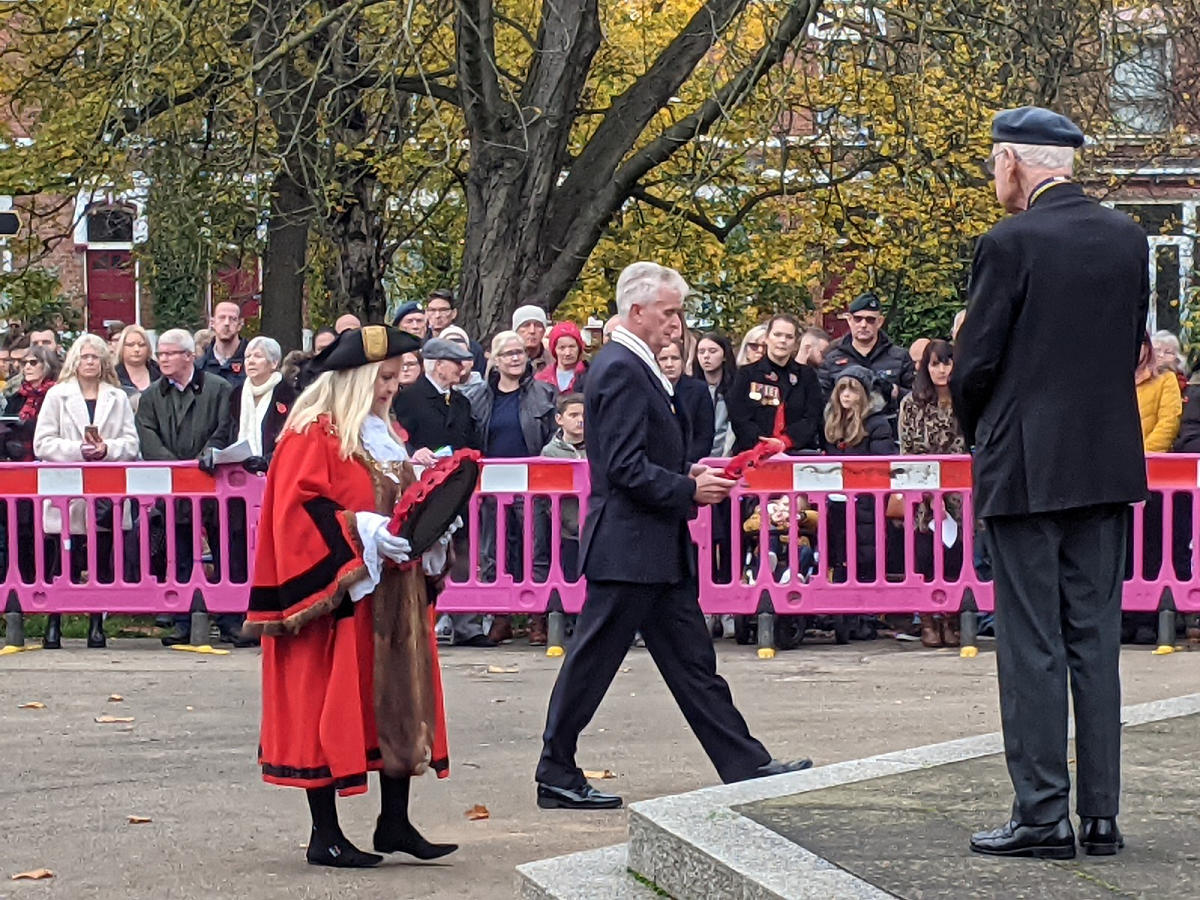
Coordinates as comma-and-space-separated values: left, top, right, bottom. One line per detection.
311, 325, 422, 375
391, 301, 423, 327
991, 106, 1084, 148
848, 292, 882, 314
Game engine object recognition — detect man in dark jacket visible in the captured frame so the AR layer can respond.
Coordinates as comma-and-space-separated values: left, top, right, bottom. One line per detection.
393, 338, 480, 452
535, 262, 810, 811
818, 292, 914, 430
136, 328, 240, 646
196, 300, 248, 389
728, 313, 823, 453
953, 107, 1149, 861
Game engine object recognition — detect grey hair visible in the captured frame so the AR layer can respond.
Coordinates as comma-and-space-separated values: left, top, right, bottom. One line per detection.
995, 142, 1075, 174
423, 358, 439, 377
157, 328, 196, 353
615, 262, 690, 317
1152, 330, 1186, 375
246, 335, 282, 367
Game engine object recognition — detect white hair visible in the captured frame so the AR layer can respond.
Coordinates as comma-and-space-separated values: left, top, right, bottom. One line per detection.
157, 328, 195, 353
615, 262, 690, 317
995, 142, 1075, 174
246, 335, 282, 366
423, 358, 439, 377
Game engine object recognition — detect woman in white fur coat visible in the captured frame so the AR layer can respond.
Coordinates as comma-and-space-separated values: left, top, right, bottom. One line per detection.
33, 333, 139, 649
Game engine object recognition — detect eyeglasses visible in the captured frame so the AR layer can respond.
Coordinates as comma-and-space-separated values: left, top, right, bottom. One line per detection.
400, 360, 421, 369
746, 342, 764, 352
157, 349, 191, 359
22, 359, 42, 367
983, 148, 1008, 176
427, 305, 452, 314
498, 349, 526, 360
850, 314, 881, 325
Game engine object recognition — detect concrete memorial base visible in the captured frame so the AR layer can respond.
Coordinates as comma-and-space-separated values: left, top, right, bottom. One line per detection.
518, 694, 1200, 899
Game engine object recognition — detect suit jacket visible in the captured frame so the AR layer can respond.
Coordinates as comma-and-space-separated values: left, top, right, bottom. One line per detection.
579, 342, 696, 584
728, 356, 823, 453
136, 369, 232, 461
33, 380, 140, 534
393, 375, 480, 451
952, 183, 1149, 518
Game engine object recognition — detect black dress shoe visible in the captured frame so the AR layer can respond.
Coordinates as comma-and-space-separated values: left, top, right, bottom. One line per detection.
306, 838, 383, 868
1079, 817, 1124, 856
970, 818, 1076, 859
373, 820, 458, 860
42, 614, 62, 650
161, 628, 192, 647
748, 758, 814, 779
536, 782, 623, 810
458, 633, 497, 648
218, 630, 260, 649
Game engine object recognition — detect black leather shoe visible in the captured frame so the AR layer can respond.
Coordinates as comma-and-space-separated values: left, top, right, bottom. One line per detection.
536, 782, 623, 810
306, 838, 383, 868
970, 818, 1076, 859
218, 630, 260, 649
373, 820, 458, 860
748, 758, 814, 779
1079, 817, 1124, 856
161, 627, 192, 647
87, 614, 106, 649
42, 614, 62, 650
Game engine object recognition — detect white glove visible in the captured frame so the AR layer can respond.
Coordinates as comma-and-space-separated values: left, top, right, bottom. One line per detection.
421, 516, 462, 576
378, 531, 412, 565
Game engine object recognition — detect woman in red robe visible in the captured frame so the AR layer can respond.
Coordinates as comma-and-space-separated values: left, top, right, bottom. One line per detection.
244, 325, 458, 868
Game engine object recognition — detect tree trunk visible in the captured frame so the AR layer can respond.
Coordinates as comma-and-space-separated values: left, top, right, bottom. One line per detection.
259, 171, 308, 352
322, 171, 387, 324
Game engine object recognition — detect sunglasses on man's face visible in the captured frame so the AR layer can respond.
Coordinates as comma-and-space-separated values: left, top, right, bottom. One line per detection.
850, 314, 881, 325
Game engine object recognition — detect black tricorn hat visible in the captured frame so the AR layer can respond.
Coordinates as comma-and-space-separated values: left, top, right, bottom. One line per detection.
311, 325, 422, 375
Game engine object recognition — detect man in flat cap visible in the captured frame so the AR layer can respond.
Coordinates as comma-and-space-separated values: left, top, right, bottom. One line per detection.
819, 292, 914, 434
392, 337, 480, 457
954, 106, 1149, 860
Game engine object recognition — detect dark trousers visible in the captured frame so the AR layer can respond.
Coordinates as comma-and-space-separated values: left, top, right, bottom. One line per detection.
986, 504, 1125, 824
536, 578, 771, 788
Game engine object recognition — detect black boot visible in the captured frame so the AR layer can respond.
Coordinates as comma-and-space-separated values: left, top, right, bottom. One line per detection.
304, 786, 382, 869
373, 773, 458, 860
87, 614, 106, 649
42, 614, 62, 649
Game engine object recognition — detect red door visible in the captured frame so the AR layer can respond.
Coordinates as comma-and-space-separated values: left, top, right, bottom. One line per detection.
86, 250, 136, 335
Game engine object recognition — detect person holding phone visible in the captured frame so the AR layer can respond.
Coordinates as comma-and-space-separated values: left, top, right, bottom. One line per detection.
34, 334, 140, 649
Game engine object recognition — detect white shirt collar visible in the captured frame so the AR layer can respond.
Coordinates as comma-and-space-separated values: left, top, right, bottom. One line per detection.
425, 373, 450, 396
611, 325, 674, 396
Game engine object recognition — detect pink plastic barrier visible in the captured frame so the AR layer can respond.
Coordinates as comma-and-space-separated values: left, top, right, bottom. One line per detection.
3, 455, 1197, 619
0, 462, 265, 615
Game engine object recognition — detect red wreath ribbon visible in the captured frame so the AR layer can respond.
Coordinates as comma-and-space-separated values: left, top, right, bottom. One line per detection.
388, 447, 483, 535
721, 438, 786, 481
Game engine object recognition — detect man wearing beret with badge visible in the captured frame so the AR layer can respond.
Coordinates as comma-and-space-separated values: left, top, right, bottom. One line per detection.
953, 107, 1149, 860
818, 292, 914, 434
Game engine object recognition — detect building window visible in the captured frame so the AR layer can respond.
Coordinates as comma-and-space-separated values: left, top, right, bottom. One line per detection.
1110, 18, 1171, 134
86, 207, 134, 243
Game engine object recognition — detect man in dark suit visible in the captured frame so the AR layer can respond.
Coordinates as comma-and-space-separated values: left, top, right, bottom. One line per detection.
953, 107, 1149, 860
534, 262, 811, 810
392, 338, 479, 452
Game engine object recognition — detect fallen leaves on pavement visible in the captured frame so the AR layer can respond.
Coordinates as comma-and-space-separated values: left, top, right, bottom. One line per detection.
583, 769, 616, 780
94, 716, 134, 724
485, 665, 518, 674
108, 694, 124, 702
18, 701, 46, 709
11, 869, 54, 881
465, 804, 490, 821
127, 816, 152, 824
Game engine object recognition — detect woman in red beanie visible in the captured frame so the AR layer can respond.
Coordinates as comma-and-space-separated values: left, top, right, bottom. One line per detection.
535, 321, 588, 394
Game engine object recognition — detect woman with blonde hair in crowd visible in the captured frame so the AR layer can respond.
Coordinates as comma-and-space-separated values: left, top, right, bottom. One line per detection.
1152, 329, 1187, 393
736, 324, 767, 367
1137, 334, 1182, 453
245, 325, 456, 868
115, 324, 160, 397
33, 334, 140, 649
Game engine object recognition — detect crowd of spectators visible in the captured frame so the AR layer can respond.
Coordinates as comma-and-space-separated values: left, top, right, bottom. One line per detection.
2, 286, 1198, 650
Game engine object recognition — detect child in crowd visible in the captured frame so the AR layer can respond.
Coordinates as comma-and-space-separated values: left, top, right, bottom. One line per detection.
540, 393, 586, 582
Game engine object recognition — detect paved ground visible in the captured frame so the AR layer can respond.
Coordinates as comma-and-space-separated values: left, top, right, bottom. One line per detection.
744, 713, 1200, 899
1, 637, 1197, 900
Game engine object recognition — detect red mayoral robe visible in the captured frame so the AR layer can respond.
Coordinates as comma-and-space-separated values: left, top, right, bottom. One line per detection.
245, 417, 449, 796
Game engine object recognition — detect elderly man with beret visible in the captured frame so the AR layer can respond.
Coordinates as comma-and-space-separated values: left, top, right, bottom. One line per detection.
954, 107, 1149, 861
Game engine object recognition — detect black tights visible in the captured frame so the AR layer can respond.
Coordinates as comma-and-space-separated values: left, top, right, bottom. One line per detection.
305, 773, 412, 841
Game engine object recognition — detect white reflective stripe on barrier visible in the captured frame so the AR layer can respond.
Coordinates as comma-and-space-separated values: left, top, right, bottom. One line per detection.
480, 464, 530, 493
37, 467, 83, 496
126, 467, 174, 495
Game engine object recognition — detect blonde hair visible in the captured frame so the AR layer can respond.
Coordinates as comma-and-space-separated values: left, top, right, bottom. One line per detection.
115, 324, 156, 366
824, 378, 870, 448
61, 333, 119, 386
283, 362, 384, 459
488, 330, 524, 374
736, 325, 768, 366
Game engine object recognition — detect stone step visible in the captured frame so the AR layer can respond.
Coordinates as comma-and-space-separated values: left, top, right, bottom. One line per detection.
517, 843, 668, 900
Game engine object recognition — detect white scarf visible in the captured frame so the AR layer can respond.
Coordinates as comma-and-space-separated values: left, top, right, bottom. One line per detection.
612, 325, 674, 396
238, 372, 282, 456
